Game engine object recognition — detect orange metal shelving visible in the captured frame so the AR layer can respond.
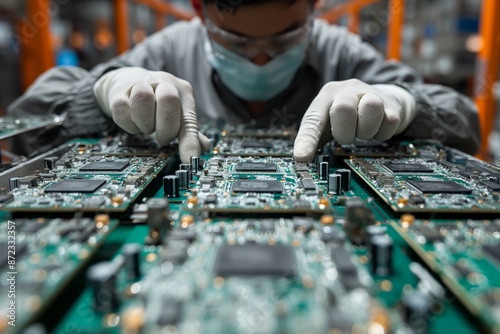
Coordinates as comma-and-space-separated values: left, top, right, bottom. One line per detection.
474, 0, 500, 160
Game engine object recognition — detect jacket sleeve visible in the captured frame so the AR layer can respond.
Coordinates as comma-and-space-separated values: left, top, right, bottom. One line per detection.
6, 24, 180, 154
319, 25, 481, 155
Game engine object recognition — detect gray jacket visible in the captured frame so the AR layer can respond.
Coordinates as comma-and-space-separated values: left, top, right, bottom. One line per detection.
8, 17, 480, 155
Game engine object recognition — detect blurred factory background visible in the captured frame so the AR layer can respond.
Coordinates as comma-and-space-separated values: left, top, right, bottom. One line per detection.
0, 0, 498, 161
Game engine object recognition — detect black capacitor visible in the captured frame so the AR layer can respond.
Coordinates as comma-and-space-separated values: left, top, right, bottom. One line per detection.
319, 162, 329, 181
370, 235, 393, 276
336, 168, 351, 190
344, 197, 374, 245
8, 177, 19, 191
175, 169, 189, 190
43, 156, 59, 170
163, 175, 180, 198
328, 173, 341, 194
366, 225, 387, 247
316, 154, 330, 171
179, 163, 192, 180
401, 290, 431, 332
190, 156, 200, 174
87, 262, 118, 312
122, 243, 141, 279
146, 198, 169, 244
147, 198, 169, 227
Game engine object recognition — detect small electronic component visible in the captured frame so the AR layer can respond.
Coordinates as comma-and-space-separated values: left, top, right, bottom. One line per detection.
87, 261, 119, 312
235, 162, 277, 172
214, 243, 297, 277
483, 244, 500, 264
383, 163, 433, 173
163, 175, 180, 198
232, 180, 283, 193
407, 180, 472, 194
79, 161, 130, 172
44, 179, 106, 193
370, 235, 393, 276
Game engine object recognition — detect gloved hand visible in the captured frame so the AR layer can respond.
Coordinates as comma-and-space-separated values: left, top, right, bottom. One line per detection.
93, 67, 209, 163
293, 79, 416, 162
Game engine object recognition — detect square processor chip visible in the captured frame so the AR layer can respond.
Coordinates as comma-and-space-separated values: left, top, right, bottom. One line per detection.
235, 162, 277, 172
79, 161, 130, 172
232, 179, 283, 193
406, 180, 472, 194
214, 244, 297, 277
44, 179, 106, 193
383, 163, 433, 173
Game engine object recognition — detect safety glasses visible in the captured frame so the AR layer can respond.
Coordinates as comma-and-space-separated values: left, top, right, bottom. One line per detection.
204, 11, 314, 59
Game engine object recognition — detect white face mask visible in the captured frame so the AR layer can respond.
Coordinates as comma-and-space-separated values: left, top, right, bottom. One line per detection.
205, 39, 308, 102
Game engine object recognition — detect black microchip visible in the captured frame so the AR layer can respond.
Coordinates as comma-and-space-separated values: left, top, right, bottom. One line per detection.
483, 244, 500, 265
412, 225, 444, 243
260, 220, 275, 233
301, 178, 316, 191
293, 200, 311, 209
409, 194, 426, 205
407, 180, 472, 194
331, 246, 357, 276
162, 247, 188, 264
383, 163, 433, 173
168, 228, 197, 243
241, 141, 273, 149
157, 300, 183, 325
215, 244, 296, 277
452, 264, 472, 278
235, 162, 277, 172
233, 180, 283, 193
321, 226, 344, 244
204, 194, 218, 205
44, 179, 106, 193
481, 180, 500, 191
79, 161, 130, 172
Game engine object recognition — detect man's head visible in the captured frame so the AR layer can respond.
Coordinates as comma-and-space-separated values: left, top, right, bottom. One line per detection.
192, 0, 315, 102
192, 0, 315, 65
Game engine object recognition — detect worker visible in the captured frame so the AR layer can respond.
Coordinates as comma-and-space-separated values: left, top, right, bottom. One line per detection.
8, 0, 480, 162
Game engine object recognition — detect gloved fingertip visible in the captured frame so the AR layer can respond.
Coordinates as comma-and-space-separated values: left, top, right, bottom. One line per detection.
198, 132, 211, 153
293, 145, 314, 162
179, 138, 201, 164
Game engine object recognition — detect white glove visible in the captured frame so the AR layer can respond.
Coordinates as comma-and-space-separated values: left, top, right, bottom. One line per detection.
93, 67, 209, 163
293, 79, 416, 162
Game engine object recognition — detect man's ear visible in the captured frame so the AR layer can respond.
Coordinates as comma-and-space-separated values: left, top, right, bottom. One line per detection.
191, 0, 204, 22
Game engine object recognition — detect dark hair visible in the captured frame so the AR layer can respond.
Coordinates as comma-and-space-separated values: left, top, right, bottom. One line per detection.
204, 0, 310, 12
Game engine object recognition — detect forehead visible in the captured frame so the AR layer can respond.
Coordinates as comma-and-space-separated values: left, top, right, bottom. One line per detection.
205, 0, 310, 38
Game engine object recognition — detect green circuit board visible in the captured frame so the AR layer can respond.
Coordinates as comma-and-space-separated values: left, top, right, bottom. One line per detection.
180, 156, 333, 216
391, 218, 500, 332
53, 217, 413, 334
0, 115, 64, 140
0, 216, 118, 333
0, 136, 172, 212
2, 129, 500, 334
345, 156, 500, 213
